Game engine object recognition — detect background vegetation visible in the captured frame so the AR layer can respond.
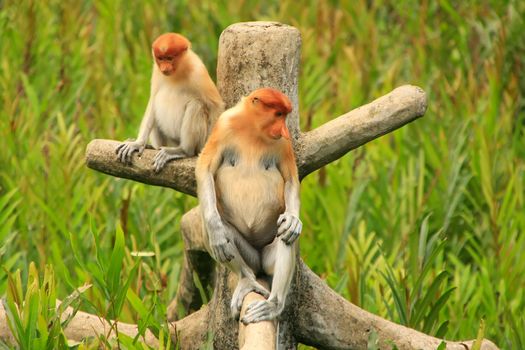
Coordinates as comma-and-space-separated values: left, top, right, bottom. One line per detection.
0, 0, 524, 348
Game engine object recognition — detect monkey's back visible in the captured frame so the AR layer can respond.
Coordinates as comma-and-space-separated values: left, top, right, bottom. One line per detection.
215, 156, 285, 249
151, 55, 223, 150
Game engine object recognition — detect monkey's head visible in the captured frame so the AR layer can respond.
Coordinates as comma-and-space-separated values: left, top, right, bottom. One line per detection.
152, 33, 190, 76
247, 88, 293, 140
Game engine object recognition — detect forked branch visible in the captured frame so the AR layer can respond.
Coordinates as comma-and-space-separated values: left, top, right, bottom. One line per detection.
85, 85, 426, 195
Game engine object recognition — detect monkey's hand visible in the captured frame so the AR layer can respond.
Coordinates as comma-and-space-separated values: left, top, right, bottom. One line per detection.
206, 221, 236, 263
277, 213, 302, 245
116, 140, 145, 164
241, 298, 283, 324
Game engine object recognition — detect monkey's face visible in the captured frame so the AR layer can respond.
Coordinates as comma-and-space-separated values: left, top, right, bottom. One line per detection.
248, 88, 292, 140
262, 107, 290, 140
155, 54, 184, 76
152, 33, 190, 76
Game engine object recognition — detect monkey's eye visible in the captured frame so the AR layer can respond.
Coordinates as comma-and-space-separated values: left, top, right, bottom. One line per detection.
275, 111, 283, 117
252, 97, 259, 104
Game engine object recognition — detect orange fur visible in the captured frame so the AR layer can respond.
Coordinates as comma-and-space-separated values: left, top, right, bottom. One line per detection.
196, 89, 298, 201
248, 88, 292, 115
152, 33, 190, 58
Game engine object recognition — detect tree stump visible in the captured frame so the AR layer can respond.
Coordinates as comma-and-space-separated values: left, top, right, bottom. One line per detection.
82, 22, 499, 350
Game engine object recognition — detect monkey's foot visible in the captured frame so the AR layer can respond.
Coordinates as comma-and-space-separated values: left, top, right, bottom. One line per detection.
231, 278, 270, 320
153, 148, 184, 172
241, 299, 280, 324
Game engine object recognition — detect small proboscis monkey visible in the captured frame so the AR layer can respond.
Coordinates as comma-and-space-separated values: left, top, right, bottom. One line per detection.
196, 88, 302, 324
116, 33, 224, 172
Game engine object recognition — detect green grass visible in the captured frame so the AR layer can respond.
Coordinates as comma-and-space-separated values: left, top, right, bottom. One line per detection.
1, 0, 524, 348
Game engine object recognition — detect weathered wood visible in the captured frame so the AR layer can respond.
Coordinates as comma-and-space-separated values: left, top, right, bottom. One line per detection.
85, 85, 427, 192
239, 291, 276, 350
217, 22, 301, 139
85, 139, 197, 196
297, 84, 427, 178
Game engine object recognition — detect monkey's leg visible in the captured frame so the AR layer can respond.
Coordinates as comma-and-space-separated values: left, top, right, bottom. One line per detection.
241, 238, 296, 324
149, 126, 167, 149
223, 223, 270, 319
153, 100, 208, 172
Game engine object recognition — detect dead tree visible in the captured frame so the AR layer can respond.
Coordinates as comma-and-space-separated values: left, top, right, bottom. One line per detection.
0, 22, 500, 350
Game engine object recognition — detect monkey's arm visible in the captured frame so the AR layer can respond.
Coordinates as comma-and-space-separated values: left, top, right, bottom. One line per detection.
196, 137, 235, 263
153, 99, 208, 172
116, 98, 155, 164
276, 147, 302, 245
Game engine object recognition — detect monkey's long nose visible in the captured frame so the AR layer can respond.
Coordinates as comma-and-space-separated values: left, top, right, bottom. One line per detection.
159, 63, 173, 75
280, 122, 290, 140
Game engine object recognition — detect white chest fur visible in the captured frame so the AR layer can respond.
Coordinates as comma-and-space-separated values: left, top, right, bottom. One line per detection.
153, 82, 194, 140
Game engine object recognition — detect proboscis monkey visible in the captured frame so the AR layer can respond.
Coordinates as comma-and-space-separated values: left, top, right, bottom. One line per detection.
116, 33, 224, 172
196, 88, 302, 324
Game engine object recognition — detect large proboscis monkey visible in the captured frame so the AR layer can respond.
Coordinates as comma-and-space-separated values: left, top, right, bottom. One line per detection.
196, 88, 302, 324
116, 33, 224, 172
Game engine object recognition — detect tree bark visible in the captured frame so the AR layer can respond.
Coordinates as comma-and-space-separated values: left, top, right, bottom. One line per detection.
85, 84, 426, 194
167, 208, 214, 321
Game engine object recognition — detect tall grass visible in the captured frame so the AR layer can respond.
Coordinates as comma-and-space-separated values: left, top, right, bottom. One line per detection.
0, 0, 524, 348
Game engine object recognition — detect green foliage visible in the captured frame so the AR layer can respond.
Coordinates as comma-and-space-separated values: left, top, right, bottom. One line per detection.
1, 0, 524, 348
3, 263, 88, 349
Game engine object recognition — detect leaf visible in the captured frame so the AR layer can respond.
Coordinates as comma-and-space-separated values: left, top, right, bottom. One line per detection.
2, 298, 25, 347
380, 268, 408, 325
472, 319, 485, 350
412, 271, 449, 326
131, 251, 155, 257
435, 320, 449, 339
193, 271, 209, 305
423, 287, 456, 333
126, 289, 149, 320
112, 261, 139, 319
59, 284, 92, 329
411, 240, 447, 307
367, 327, 379, 350
107, 225, 126, 295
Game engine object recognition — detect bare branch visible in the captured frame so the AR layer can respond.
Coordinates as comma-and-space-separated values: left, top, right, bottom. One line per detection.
292, 261, 499, 350
239, 291, 276, 350
85, 139, 197, 196
0, 293, 275, 350
85, 85, 427, 193
297, 85, 427, 178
